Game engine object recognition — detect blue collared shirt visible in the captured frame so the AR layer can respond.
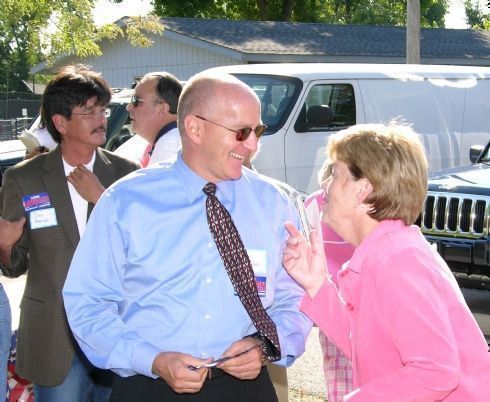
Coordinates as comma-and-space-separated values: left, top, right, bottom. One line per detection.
63, 153, 311, 378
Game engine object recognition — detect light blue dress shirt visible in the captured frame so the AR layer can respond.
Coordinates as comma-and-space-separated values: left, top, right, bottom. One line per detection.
0, 283, 11, 402
63, 153, 312, 378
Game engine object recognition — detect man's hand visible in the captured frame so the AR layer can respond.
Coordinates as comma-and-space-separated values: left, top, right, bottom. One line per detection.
216, 337, 263, 380
151, 352, 210, 394
66, 165, 105, 204
0, 217, 26, 265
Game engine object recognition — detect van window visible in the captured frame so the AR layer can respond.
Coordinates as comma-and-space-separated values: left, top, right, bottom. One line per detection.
232, 74, 303, 135
295, 83, 356, 132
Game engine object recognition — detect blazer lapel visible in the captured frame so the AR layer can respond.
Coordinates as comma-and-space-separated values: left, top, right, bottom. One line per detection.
42, 147, 80, 248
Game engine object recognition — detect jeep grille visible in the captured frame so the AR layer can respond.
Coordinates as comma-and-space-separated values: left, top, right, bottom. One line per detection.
418, 192, 489, 238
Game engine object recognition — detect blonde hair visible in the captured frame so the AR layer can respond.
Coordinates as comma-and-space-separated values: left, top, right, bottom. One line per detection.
317, 158, 333, 185
327, 124, 428, 225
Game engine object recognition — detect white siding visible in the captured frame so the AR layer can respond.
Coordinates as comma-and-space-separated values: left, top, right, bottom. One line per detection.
81, 34, 241, 87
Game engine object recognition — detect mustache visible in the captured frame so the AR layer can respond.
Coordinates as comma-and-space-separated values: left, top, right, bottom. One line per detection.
91, 125, 106, 134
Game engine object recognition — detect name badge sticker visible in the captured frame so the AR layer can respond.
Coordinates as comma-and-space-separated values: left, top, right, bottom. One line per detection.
248, 249, 268, 297
30, 208, 57, 230
23, 192, 51, 212
248, 249, 267, 275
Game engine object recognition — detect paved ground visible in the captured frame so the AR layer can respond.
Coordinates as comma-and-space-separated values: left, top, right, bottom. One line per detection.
287, 326, 326, 399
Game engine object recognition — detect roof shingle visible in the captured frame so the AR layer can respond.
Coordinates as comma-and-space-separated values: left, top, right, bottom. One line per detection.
160, 17, 490, 60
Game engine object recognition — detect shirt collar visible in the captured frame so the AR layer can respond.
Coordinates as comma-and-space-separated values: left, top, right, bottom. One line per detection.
148, 122, 178, 157
152, 121, 178, 146
62, 151, 96, 174
347, 220, 406, 273
173, 152, 242, 204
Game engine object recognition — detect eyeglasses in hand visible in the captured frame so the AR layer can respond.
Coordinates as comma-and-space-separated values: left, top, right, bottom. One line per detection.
195, 115, 267, 142
188, 341, 264, 370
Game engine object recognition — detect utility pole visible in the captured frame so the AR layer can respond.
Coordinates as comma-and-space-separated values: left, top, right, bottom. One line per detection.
407, 0, 420, 64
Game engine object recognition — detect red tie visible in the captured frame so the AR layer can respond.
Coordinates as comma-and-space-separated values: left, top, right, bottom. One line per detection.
203, 182, 281, 362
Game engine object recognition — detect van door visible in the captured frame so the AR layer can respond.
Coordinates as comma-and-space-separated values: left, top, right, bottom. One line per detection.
359, 78, 465, 171
282, 80, 362, 194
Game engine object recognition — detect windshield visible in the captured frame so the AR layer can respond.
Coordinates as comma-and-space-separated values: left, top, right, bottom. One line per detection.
232, 74, 303, 135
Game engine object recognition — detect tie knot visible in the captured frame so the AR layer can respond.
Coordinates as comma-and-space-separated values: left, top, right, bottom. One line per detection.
203, 182, 217, 196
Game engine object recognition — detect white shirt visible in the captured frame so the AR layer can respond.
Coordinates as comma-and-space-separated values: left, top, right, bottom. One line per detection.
148, 127, 181, 165
113, 135, 148, 165
62, 152, 96, 237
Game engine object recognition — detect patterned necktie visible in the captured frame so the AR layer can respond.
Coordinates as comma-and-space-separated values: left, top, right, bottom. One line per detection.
203, 182, 281, 361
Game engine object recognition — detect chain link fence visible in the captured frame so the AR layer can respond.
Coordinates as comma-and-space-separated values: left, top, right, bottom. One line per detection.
0, 117, 32, 141
1, 94, 41, 118
0, 92, 40, 142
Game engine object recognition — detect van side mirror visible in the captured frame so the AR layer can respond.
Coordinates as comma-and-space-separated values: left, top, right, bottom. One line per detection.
306, 105, 333, 127
469, 145, 484, 163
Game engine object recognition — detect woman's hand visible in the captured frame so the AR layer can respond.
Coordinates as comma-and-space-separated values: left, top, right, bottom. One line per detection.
282, 222, 327, 298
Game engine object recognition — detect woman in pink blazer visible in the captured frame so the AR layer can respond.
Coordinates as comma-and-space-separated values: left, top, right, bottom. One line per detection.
283, 124, 490, 401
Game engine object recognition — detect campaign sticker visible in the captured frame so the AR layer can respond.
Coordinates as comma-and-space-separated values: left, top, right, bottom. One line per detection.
255, 276, 267, 297
23, 192, 51, 212
231, 249, 268, 298
248, 249, 267, 297
29, 207, 57, 229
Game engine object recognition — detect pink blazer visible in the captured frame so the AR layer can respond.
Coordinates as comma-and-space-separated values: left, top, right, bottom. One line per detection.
302, 220, 490, 401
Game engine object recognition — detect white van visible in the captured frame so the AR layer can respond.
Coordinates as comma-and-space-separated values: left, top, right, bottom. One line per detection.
205, 63, 490, 194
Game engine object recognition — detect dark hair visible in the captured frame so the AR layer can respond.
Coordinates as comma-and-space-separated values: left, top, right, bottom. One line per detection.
151, 72, 182, 114
41, 64, 112, 143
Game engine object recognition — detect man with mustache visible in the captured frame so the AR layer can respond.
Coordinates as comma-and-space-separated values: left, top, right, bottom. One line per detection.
0, 65, 139, 402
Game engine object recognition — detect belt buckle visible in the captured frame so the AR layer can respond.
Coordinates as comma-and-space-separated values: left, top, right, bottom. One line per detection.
208, 367, 224, 380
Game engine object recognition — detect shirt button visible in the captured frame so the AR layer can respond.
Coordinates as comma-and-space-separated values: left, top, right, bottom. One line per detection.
204, 314, 211, 320
346, 303, 355, 312
208, 242, 213, 248
339, 270, 348, 278
206, 278, 212, 284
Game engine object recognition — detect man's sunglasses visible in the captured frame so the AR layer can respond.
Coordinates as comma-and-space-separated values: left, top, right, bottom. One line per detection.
131, 94, 165, 108
130, 94, 146, 107
195, 115, 267, 141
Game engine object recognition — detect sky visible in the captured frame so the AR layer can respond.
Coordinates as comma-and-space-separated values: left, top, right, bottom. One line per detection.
94, 0, 489, 29
93, 0, 153, 26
